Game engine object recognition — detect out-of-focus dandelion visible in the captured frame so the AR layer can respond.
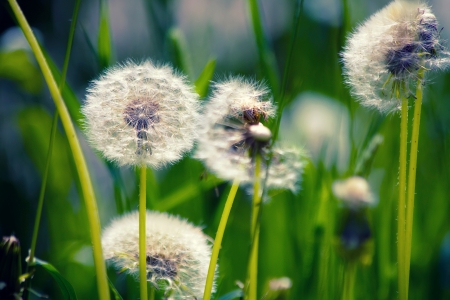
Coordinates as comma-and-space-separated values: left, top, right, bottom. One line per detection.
196, 77, 305, 192
82, 60, 200, 168
341, 0, 449, 113
333, 176, 376, 210
102, 210, 215, 299
333, 177, 375, 300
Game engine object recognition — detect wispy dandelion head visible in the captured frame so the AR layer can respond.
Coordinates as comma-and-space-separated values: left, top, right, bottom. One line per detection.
341, 0, 450, 113
102, 210, 215, 299
82, 60, 200, 168
196, 77, 305, 192
333, 176, 375, 209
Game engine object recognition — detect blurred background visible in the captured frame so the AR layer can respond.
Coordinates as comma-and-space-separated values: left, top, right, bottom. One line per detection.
1, 0, 450, 299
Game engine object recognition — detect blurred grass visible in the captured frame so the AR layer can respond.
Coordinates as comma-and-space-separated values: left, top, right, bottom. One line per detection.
1, 0, 450, 299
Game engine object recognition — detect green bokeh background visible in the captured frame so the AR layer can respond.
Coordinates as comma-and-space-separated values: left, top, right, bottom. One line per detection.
1, 0, 449, 299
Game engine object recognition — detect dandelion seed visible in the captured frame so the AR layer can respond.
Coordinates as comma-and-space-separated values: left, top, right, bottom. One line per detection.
196, 77, 305, 192
102, 211, 215, 299
341, 0, 450, 113
82, 60, 200, 168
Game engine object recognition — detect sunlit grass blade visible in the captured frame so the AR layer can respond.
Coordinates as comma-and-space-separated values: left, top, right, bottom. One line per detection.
7, 1, 110, 299
270, 0, 303, 142
195, 59, 216, 98
247, 0, 280, 95
168, 27, 194, 80
98, 0, 112, 70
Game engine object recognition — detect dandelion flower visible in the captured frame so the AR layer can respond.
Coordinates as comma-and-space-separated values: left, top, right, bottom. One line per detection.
82, 60, 200, 168
102, 210, 215, 299
341, 0, 449, 113
196, 77, 305, 192
332, 176, 375, 209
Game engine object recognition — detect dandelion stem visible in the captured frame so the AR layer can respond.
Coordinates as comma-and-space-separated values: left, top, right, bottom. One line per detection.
398, 95, 408, 300
203, 179, 240, 300
139, 166, 148, 300
342, 261, 356, 300
405, 68, 425, 299
245, 154, 262, 300
7, 1, 110, 299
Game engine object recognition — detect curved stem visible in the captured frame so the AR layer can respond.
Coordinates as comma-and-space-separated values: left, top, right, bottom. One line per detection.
245, 154, 262, 300
139, 166, 148, 300
8, 1, 110, 299
203, 179, 240, 300
398, 96, 408, 300
405, 69, 425, 299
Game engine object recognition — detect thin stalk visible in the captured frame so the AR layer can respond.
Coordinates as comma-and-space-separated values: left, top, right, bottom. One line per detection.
8, 1, 110, 299
25, 111, 58, 299
139, 166, 148, 300
149, 286, 155, 300
405, 69, 425, 298
342, 261, 356, 300
245, 154, 262, 300
271, 0, 304, 143
398, 96, 409, 300
203, 179, 240, 300
247, 0, 280, 95
27, 0, 80, 268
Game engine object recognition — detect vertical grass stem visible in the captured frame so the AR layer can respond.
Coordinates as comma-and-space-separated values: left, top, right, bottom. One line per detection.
398, 96, 408, 300
404, 69, 425, 299
203, 179, 240, 300
139, 166, 148, 300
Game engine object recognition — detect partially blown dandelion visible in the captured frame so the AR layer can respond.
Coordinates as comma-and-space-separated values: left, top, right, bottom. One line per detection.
102, 211, 215, 299
82, 60, 200, 168
341, 0, 449, 113
196, 77, 305, 191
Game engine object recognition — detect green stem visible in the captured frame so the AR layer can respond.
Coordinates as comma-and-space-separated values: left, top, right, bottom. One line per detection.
8, 1, 110, 299
247, 0, 280, 95
342, 261, 356, 300
203, 179, 240, 300
405, 69, 425, 299
245, 154, 262, 300
139, 166, 148, 300
398, 96, 408, 300
25, 111, 58, 299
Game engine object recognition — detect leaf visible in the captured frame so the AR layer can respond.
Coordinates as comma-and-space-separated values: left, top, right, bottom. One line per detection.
34, 258, 78, 300
108, 277, 124, 300
98, 0, 112, 69
167, 28, 193, 80
195, 59, 216, 98
217, 289, 244, 300
42, 51, 83, 128
0, 49, 42, 93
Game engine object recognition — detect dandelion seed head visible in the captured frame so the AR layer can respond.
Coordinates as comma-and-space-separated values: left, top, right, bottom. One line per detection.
196, 78, 304, 192
102, 210, 215, 299
333, 176, 375, 209
82, 60, 200, 168
341, 0, 450, 113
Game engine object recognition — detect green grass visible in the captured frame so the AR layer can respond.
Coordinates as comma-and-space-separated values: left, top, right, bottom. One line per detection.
1, 0, 450, 299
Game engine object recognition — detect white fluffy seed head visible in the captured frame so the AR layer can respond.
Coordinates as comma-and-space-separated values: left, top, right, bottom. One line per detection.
341, 0, 450, 114
332, 176, 375, 209
82, 60, 200, 168
196, 77, 305, 192
101, 210, 215, 299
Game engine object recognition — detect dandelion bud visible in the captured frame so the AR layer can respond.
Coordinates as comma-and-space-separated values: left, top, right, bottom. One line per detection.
82, 60, 200, 168
341, 0, 450, 113
101, 211, 215, 299
196, 77, 305, 192
333, 176, 375, 209
0, 236, 22, 298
